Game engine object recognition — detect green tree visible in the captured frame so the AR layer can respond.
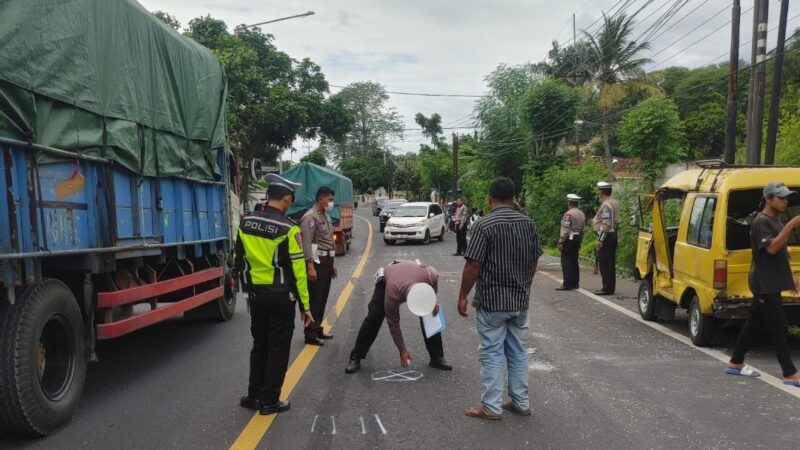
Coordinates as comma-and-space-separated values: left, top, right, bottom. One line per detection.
300, 147, 328, 167
414, 113, 443, 146
153, 10, 181, 31
776, 85, 800, 165
684, 103, 726, 158
473, 64, 543, 187
535, 40, 593, 84
618, 96, 686, 187
522, 79, 578, 157
184, 16, 351, 203
583, 13, 656, 166
338, 148, 389, 192
417, 144, 453, 198
329, 82, 404, 162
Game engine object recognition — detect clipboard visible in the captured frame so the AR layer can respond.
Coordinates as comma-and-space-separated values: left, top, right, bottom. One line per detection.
422, 309, 446, 338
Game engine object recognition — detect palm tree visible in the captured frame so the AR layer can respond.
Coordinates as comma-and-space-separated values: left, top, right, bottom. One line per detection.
583, 13, 659, 168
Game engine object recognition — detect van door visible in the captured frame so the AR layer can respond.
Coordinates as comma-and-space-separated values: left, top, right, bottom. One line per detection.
672, 195, 717, 304
651, 191, 675, 298
636, 194, 654, 279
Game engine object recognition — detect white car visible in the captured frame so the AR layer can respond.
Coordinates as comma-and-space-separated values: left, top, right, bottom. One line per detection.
383, 202, 446, 245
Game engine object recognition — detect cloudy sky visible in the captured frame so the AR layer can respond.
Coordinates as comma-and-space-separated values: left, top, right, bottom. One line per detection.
139, 0, 800, 157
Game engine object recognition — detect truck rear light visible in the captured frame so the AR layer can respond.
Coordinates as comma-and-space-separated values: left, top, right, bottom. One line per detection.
713, 259, 727, 289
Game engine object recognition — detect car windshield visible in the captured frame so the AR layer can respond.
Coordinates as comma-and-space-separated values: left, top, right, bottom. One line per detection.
383, 201, 406, 211
393, 206, 427, 217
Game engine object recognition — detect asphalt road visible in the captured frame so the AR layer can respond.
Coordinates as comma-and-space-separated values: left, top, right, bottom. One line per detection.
2, 209, 799, 449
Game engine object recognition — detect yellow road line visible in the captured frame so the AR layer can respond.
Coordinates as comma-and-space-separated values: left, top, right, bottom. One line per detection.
229, 215, 373, 450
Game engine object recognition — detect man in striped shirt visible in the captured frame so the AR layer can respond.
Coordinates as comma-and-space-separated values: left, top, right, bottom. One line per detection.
458, 177, 542, 420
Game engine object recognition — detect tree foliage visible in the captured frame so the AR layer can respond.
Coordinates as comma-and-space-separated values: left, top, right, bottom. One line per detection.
523, 79, 578, 157
329, 82, 403, 162
619, 96, 686, 186
300, 147, 328, 167
153, 11, 181, 31
684, 103, 726, 158
414, 113, 443, 146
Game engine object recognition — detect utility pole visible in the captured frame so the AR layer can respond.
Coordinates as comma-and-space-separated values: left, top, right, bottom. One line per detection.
765, 0, 790, 165
234, 11, 314, 35
746, 0, 769, 165
452, 133, 459, 201
724, 0, 741, 164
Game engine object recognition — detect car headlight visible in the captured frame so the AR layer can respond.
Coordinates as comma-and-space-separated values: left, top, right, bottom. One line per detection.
415, 220, 426, 226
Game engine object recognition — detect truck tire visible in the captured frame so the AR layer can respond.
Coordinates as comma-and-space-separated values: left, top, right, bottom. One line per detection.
689, 296, 715, 347
0, 280, 87, 436
637, 279, 658, 321
186, 270, 237, 322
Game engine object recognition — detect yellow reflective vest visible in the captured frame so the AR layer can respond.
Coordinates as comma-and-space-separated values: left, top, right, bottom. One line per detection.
234, 206, 310, 311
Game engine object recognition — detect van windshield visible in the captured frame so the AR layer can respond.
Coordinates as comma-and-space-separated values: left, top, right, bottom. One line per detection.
726, 188, 800, 250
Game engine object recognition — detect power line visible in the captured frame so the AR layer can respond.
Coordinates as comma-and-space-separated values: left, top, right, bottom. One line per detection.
329, 84, 485, 98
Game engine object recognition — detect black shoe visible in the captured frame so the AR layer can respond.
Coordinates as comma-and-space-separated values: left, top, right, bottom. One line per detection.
345, 358, 361, 374
239, 396, 260, 411
555, 286, 573, 291
429, 357, 453, 371
593, 290, 613, 295
318, 332, 334, 340
305, 337, 325, 346
259, 400, 291, 415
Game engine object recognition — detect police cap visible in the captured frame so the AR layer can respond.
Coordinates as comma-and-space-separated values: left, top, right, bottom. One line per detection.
566, 193, 582, 201
265, 173, 301, 193
596, 181, 612, 189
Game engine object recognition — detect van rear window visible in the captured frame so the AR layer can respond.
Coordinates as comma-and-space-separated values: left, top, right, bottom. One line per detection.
726, 188, 800, 250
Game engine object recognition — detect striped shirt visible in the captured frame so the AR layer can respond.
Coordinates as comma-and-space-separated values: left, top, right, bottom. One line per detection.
464, 206, 543, 312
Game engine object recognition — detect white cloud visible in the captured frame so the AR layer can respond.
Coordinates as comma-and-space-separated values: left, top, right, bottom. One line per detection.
139, 0, 800, 157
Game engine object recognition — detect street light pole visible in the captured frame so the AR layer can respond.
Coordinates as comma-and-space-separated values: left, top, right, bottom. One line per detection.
234, 11, 315, 35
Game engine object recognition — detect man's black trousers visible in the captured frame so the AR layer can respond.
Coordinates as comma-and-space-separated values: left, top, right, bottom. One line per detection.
560, 235, 582, 288
731, 293, 797, 377
349, 280, 443, 361
305, 256, 334, 339
248, 291, 296, 405
598, 232, 617, 293
456, 224, 468, 254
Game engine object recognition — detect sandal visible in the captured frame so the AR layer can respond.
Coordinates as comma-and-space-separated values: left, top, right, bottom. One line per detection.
465, 405, 502, 420
724, 365, 760, 377
784, 379, 800, 387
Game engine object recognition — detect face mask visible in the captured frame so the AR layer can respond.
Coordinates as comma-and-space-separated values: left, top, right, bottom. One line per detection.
325, 201, 334, 212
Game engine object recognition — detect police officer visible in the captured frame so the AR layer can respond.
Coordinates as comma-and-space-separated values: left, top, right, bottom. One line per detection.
234, 174, 314, 416
300, 186, 338, 346
556, 194, 586, 291
592, 181, 620, 295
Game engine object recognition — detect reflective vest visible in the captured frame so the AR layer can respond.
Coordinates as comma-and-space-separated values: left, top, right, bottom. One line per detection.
234, 206, 310, 311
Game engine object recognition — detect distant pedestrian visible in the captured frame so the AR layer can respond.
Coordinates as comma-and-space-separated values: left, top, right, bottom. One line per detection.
556, 194, 586, 291
452, 196, 469, 256
345, 260, 452, 374
300, 186, 338, 346
234, 174, 314, 415
592, 181, 620, 295
726, 182, 800, 386
458, 177, 542, 420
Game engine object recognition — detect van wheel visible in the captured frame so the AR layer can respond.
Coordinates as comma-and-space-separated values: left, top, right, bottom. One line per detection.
384, 238, 396, 246
437, 227, 445, 241
689, 296, 715, 347
421, 230, 431, 245
638, 279, 658, 321
0, 280, 87, 436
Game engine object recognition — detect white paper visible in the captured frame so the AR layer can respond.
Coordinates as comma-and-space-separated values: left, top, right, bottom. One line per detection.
311, 243, 321, 264
422, 309, 446, 338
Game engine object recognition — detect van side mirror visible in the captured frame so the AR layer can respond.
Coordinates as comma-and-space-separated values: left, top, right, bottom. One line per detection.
429, 212, 435, 218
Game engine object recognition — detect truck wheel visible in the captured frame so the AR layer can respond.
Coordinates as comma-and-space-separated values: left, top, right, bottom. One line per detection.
437, 227, 445, 241
689, 296, 715, 347
638, 279, 658, 321
0, 280, 87, 436
188, 270, 237, 322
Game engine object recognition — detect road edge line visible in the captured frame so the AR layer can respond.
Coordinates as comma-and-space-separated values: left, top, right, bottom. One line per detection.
539, 271, 800, 400
229, 214, 374, 449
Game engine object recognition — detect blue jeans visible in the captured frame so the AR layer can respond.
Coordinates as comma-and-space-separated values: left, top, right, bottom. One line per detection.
476, 308, 530, 414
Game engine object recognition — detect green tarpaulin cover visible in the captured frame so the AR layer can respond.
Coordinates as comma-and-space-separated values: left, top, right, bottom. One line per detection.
282, 162, 354, 221
0, 0, 228, 180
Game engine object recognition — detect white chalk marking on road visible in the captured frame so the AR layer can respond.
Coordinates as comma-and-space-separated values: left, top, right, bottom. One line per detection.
360, 417, 366, 434
370, 369, 424, 382
374, 414, 388, 435
331, 416, 336, 435
310, 415, 318, 433
539, 271, 800, 400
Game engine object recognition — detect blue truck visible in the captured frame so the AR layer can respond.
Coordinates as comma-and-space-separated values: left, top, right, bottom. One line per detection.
0, 0, 238, 436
